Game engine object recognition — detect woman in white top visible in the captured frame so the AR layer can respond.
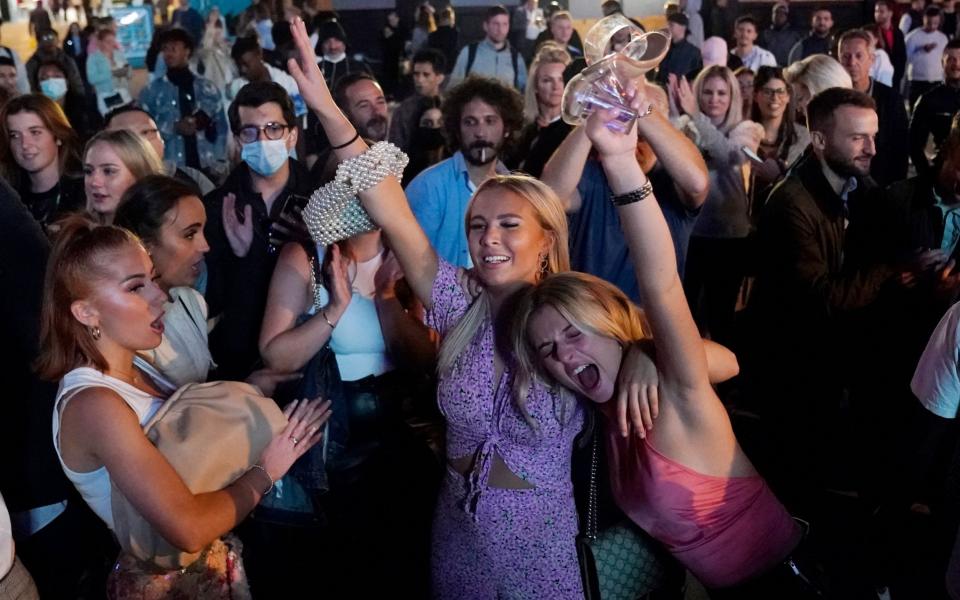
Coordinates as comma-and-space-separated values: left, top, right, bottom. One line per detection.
37, 215, 330, 598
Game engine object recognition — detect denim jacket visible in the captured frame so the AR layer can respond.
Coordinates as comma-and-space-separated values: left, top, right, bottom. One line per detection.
138, 72, 227, 175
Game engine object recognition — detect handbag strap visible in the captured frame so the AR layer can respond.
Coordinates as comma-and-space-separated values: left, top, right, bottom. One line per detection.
586, 430, 599, 540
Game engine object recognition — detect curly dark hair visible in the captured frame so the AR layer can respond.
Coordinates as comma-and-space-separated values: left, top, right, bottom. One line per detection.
441, 76, 525, 155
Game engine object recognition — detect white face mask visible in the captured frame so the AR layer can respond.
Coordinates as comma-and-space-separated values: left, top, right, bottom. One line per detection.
324, 52, 346, 63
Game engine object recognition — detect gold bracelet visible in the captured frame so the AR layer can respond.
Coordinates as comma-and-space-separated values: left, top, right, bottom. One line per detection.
321, 309, 336, 329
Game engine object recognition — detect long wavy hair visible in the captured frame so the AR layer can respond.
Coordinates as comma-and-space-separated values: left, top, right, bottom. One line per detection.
510, 271, 649, 409
692, 65, 743, 134
437, 174, 570, 426
0, 93, 82, 184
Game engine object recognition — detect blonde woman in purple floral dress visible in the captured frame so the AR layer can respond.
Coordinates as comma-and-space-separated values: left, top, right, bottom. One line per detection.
287, 17, 586, 598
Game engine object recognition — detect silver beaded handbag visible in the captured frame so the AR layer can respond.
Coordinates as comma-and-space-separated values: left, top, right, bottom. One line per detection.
302, 142, 409, 246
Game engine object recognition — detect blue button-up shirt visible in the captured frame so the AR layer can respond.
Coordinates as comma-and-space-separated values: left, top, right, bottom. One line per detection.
405, 151, 509, 268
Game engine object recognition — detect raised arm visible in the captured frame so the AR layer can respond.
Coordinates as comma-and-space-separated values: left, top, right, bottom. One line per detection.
540, 126, 591, 212
286, 17, 438, 308
585, 93, 711, 397
635, 107, 709, 208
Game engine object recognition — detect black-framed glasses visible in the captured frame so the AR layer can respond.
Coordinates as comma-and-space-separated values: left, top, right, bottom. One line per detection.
237, 122, 290, 144
760, 87, 789, 98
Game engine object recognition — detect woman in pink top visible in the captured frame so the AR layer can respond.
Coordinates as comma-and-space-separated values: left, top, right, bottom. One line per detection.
511, 87, 826, 597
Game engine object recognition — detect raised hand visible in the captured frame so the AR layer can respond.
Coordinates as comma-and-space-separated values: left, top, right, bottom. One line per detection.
676, 75, 699, 117
583, 82, 643, 158
286, 17, 335, 116
615, 342, 660, 439
325, 244, 353, 319
456, 266, 483, 301
222, 193, 253, 258
258, 398, 332, 481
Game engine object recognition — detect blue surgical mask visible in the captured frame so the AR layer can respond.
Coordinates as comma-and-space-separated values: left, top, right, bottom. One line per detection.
241, 139, 288, 176
40, 77, 67, 101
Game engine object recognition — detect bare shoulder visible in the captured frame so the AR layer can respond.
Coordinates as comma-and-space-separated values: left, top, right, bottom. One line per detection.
61, 386, 140, 433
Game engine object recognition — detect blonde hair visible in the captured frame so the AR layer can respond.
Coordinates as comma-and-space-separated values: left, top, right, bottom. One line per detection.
524, 42, 572, 122
510, 272, 649, 416
437, 175, 570, 423
692, 65, 743, 133
783, 54, 852, 99
84, 129, 164, 180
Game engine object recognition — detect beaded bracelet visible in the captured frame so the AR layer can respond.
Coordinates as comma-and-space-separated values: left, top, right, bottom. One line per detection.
611, 180, 653, 206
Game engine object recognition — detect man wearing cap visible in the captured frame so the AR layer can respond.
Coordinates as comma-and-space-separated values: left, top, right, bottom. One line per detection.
25, 29, 83, 94
139, 28, 228, 177
657, 12, 702, 85
314, 19, 369, 88
761, 2, 803, 66
788, 7, 835, 64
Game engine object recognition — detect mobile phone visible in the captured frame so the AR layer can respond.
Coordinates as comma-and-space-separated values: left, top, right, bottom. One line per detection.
741, 146, 764, 164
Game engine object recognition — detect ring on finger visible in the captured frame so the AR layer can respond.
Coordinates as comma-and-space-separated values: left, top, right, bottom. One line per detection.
291, 436, 300, 446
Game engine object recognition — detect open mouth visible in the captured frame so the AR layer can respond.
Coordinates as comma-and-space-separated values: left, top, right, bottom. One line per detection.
150, 313, 165, 335
482, 255, 510, 266
572, 363, 600, 391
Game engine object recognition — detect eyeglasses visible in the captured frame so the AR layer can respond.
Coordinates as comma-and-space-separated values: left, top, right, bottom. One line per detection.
760, 87, 789, 98
237, 122, 290, 144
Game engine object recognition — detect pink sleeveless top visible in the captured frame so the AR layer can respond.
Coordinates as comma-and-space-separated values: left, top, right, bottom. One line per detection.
607, 432, 800, 588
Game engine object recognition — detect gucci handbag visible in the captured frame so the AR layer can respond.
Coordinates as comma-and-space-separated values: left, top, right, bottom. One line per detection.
577, 434, 680, 600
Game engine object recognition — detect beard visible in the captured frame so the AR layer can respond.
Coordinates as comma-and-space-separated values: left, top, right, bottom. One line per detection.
823, 145, 873, 178
462, 139, 502, 166
360, 115, 389, 142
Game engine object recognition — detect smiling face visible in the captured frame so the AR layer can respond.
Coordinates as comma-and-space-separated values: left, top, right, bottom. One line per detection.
146, 195, 210, 290
734, 21, 757, 48
813, 105, 878, 177
528, 304, 622, 402
72, 242, 168, 352
700, 75, 732, 124
7, 110, 60, 176
755, 76, 789, 120
467, 188, 553, 289
84, 142, 138, 222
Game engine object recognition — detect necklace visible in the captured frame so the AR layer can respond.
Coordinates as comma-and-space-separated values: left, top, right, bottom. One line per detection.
107, 364, 143, 387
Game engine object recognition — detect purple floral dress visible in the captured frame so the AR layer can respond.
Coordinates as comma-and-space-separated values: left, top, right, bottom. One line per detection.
427, 259, 585, 599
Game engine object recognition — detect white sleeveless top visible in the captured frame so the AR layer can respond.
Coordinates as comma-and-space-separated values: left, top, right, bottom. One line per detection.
52, 364, 165, 530
312, 249, 394, 381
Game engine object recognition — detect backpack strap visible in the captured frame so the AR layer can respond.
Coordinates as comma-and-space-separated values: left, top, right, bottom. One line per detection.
465, 42, 478, 77
510, 45, 520, 89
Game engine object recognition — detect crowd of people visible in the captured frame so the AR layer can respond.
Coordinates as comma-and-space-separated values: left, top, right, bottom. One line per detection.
4, 0, 960, 598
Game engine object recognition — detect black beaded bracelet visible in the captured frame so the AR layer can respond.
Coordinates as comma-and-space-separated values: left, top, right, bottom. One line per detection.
331, 130, 360, 150
611, 180, 653, 206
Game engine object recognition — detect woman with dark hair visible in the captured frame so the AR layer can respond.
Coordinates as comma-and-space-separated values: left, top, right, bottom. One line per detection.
37, 214, 330, 598
114, 175, 290, 393
0, 93, 85, 230
35, 59, 102, 142
749, 65, 810, 212
402, 94, 446, 186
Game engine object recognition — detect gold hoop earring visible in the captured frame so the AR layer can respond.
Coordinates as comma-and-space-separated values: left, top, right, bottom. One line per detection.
90, 326, 101, 340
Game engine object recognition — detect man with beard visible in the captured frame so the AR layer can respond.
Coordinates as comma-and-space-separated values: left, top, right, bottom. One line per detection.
910, 39, 960, 178
746, 88, 937, 519
404, 77, 523, 267
787, 7, 834, 64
